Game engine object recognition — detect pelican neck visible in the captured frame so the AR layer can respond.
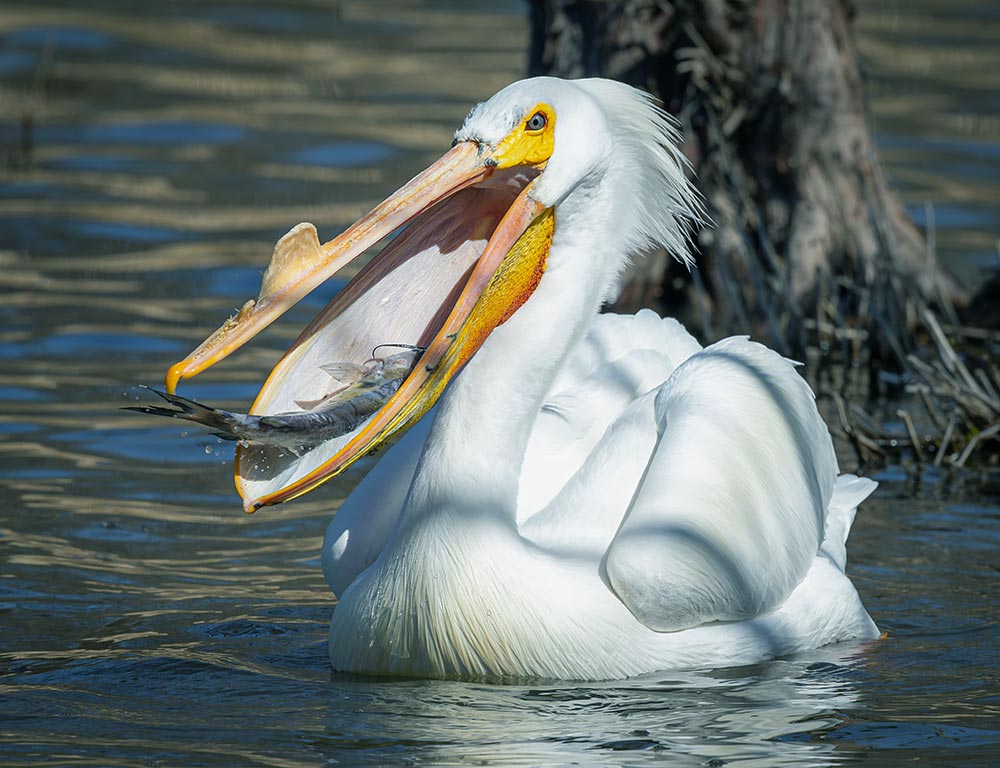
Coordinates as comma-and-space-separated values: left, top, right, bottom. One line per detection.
397, 233, 612, 530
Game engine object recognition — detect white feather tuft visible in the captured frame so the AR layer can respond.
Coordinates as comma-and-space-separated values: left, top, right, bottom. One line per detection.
574, 78, 708, 270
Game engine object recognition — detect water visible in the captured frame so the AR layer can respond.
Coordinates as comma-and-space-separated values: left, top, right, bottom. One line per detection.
1, 1, 998, 765
856, 0, 1000, 289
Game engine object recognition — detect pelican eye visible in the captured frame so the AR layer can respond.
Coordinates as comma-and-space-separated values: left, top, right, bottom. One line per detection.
492, 105, 554, 168
525, 111, 547, 132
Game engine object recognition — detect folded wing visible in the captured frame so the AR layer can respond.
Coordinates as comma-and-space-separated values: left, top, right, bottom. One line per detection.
605, 336, 837, 631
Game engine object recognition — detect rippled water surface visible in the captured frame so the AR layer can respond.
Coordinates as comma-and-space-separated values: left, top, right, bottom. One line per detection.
2, 2, 998, 766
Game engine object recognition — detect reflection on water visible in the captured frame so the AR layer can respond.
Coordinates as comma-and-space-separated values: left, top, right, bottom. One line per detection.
1, 1, 998, 766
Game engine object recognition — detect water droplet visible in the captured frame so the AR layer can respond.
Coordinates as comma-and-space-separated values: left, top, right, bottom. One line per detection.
205, 445, 213, 454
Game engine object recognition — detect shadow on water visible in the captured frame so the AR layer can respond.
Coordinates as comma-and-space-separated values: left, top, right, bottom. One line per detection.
0, 0, 998, 766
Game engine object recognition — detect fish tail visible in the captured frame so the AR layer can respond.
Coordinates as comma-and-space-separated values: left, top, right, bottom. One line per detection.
123, 387, 250, 441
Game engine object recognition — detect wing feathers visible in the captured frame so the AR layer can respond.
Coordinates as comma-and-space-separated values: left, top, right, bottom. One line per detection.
518, 311, 701, 523
606, 337, 839, 631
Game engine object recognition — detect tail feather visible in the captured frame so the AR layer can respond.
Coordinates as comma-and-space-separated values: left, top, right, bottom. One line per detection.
821, 474, 877, 570
123, 387, 244, 441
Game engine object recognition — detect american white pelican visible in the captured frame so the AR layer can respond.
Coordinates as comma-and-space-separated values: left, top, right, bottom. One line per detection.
165, 77, 878, 680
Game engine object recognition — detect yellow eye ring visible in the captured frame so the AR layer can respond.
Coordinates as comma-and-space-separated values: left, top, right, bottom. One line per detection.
491, 104, 554, 168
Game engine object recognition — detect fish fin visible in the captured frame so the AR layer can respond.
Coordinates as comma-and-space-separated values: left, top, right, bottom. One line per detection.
294, 397, 325, 410
320, 363, 365, 382
295, 386, 353, 410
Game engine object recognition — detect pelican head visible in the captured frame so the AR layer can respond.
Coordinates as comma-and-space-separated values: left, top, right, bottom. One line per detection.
164, 77, 704, 511
458, 78, 700, 278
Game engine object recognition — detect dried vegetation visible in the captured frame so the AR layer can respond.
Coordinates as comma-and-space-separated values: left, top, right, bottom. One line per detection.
529, 0, 999, 468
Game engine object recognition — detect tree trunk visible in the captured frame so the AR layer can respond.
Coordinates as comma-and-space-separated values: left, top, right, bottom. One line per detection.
528, 0, 966, 356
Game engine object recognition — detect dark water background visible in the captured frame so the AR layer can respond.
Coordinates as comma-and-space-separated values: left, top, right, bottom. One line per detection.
1, 1, 998, 765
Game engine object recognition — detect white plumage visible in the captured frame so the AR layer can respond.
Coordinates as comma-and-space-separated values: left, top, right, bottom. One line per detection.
315, 78, 878, 680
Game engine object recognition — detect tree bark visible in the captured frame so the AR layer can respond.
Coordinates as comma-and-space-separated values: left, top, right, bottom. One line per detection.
528, 0, 966, 355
